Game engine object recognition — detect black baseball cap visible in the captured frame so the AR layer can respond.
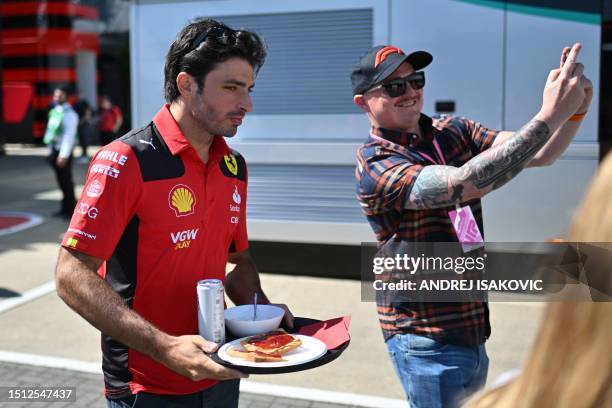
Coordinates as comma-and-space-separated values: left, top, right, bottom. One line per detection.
351, 45, 433, 95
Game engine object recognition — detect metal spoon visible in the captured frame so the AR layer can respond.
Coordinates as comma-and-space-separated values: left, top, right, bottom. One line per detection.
253, 292, 258, 321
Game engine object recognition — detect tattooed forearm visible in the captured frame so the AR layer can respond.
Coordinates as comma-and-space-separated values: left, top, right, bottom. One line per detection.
407, 119, 551, 209
468, 119, 550, 189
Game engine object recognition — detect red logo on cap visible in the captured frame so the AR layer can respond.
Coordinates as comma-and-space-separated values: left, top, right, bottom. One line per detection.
374, 46, 405, 68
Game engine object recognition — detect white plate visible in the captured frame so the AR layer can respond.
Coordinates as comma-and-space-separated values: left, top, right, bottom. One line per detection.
217, 335, 327, 368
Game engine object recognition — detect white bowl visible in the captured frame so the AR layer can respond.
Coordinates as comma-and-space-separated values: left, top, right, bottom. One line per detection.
224, 304, 285, 338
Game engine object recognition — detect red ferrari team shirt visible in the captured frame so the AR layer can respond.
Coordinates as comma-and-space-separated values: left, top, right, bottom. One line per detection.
61, 105, 248, 397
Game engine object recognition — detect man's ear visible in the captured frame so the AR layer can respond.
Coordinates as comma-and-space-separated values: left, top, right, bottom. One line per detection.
353, 94, 370, 113
176, 72, 196, 100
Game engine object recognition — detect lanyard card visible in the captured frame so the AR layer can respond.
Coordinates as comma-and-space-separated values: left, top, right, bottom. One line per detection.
448, 205, 484, 253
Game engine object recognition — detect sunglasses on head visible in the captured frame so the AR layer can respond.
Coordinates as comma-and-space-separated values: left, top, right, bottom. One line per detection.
367, 71, 426, 98
189, 25, 238, 52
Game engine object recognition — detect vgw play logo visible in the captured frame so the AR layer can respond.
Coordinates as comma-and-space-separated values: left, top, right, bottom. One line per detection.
170, 228, 199, 250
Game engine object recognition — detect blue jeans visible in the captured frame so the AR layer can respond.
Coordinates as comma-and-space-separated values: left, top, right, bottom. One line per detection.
106, 379, 240, 408
386, 334, 488, 408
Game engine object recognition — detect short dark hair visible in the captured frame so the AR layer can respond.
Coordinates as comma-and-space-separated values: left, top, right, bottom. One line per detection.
164, 18, 267, 102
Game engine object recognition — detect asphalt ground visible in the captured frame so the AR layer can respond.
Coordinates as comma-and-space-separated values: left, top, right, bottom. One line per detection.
0, 145, 546, 407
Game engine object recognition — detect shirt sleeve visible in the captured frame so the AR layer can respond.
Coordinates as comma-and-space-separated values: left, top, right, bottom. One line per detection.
356, 144, 424, 215
230, 162, 248, 253
58, 109, 78, 159
454, 116, 500, 153
61, 141, 143, 260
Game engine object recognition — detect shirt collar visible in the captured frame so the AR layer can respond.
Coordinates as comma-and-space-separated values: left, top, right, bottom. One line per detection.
152, 104, 230, 159
370, 114, 434, 147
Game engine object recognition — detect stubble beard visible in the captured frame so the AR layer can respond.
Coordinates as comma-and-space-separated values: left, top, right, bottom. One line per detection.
191, 91, 238, 138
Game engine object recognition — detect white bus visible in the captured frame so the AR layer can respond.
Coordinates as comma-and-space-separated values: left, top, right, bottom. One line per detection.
130, 0, 609, 249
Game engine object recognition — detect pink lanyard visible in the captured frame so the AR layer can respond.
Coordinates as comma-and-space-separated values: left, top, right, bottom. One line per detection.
418, 137, 446, 166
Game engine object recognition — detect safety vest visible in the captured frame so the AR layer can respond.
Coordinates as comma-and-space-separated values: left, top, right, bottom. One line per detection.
43, 105, 65, 145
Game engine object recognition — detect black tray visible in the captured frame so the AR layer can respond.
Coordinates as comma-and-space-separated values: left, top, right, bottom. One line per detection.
210, 317, 350, 374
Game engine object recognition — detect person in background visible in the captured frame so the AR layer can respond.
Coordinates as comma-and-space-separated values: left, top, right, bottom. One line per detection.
43, 85, 78, 219
98, 95, 123, 145
465, 152, 612, 408
74, 93, 94, 162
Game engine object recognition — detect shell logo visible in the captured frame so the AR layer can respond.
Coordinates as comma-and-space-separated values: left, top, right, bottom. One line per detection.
168, 184, 196, 217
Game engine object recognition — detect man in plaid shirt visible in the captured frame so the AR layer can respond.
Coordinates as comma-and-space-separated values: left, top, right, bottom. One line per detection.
351, 43, 591, 407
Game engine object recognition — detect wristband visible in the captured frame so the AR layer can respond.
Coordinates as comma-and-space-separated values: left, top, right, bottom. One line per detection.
569, 112, 587, 122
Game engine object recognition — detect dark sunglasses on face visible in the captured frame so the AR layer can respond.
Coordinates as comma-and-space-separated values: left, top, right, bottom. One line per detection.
189, 25, 238, 52
367, 71, 426, 98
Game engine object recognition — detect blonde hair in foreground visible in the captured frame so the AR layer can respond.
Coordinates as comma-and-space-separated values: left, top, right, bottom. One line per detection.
465, 154, 612, 408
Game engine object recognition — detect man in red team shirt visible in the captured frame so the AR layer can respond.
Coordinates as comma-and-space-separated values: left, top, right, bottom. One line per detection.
55, 19, 293, 408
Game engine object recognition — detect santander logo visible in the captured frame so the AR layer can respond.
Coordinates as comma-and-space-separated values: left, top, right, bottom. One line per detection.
232, 186, 241, 204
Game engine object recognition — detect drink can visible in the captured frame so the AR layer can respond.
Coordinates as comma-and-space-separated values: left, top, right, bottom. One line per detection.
196, 279, 225, 344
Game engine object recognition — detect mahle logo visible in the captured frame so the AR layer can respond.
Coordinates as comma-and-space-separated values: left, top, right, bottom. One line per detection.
171, 228, 199, 250
169, 184, 196, 217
